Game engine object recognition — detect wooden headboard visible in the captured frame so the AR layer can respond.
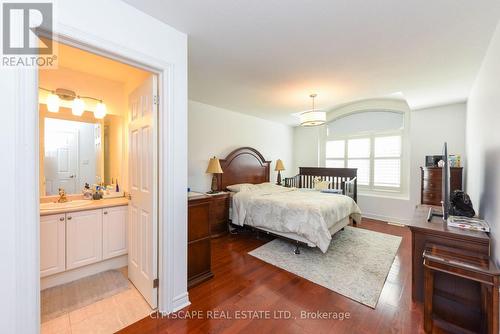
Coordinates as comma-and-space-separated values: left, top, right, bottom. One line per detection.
216, 147, 271, 191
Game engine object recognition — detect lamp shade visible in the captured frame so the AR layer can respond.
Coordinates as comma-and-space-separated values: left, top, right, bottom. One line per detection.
46, 93, 60, 113
275, 159, 285, 171
94, 102, 107, 119
206, 157, 223, 174
299, 110, 326, 126
72, 98, 85, 116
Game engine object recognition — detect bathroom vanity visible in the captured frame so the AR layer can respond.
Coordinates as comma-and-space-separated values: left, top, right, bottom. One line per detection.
40, 197, 128, 289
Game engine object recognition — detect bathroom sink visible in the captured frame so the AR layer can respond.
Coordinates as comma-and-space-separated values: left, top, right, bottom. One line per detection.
40, 200, 91, 210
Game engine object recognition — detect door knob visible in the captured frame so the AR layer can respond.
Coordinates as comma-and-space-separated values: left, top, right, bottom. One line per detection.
69, 175, 75, 178
103, 211, 108, 215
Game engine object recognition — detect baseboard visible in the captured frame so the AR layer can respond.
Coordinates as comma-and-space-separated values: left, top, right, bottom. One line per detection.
362, 212, 411, 225
171, 292, 190, 313
41, 255, 128, 290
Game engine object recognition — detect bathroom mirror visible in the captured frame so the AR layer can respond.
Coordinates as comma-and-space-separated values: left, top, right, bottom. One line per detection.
40, 105, 124, 196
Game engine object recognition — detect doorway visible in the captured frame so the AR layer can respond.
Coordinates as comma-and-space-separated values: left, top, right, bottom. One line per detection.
38, 40, 159, 333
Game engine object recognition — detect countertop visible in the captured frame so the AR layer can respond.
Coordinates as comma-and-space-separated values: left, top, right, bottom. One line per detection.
40, 197, 129, 216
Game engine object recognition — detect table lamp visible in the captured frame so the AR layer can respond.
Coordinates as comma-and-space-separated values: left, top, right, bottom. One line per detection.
275, 159, 285, 185
206, 156, 223, 193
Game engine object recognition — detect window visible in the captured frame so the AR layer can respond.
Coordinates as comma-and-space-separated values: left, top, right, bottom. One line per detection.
374, 136, 401, 188
324, 110, 406, 193
325, 135, 402, 190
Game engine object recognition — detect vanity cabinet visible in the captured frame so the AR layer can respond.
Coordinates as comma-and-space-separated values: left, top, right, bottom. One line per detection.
40, 203, 128, 278
102, 206, 128, 259
66, 209, 103, 270
40, 214, 66, 277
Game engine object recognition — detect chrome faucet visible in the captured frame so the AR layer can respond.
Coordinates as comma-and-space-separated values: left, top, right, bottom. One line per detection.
57, 188, 68, 203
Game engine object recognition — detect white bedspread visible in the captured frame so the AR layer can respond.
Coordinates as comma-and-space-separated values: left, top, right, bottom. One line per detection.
232, 184, 362, 253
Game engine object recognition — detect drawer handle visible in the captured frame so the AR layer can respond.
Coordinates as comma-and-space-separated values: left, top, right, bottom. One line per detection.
67, 216, 72, 220
103, 211, 108, 215
59, 217, 65, 221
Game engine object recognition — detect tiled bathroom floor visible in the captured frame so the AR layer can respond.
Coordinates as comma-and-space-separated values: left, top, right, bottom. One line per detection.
41, 274, 152, 334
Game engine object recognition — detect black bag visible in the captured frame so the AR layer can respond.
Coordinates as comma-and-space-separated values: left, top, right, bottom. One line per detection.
449, 190, 475, 218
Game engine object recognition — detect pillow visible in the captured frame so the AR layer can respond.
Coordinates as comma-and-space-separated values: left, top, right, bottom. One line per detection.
255, 182, 275, 188
226, 183, 257, 192
313, 177, 331, 191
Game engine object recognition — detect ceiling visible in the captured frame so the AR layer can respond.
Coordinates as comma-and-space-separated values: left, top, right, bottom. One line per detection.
123, 0, 500, 124
53, 41, 150, 90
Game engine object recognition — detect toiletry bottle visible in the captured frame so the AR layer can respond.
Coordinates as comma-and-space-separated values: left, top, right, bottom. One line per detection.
116, 179, 120, 193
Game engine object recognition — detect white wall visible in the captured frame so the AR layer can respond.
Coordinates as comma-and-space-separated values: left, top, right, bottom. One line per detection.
189, 100, 294, 192
0, 0, 187, 332
410, 103, 466, 206
39, 67, 127, 117
466, 22, 500, 266
293, 101, 466, 223
293, 126, 320, 173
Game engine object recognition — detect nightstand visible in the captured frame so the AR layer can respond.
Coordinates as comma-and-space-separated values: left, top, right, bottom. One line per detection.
207, 192, 230, 238
187, 192, 230, 288
188, 194, 213, 288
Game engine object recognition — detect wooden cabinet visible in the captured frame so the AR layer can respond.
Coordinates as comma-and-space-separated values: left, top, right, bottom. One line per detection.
408, 205, 491, 332
66, 209, 103, 270
188, 196, 213, 288
40, 213, 66, 277
209, 193, 230, 238
187, 192, 231, 288
102, 206, 128, 260
420, 167, 463, 205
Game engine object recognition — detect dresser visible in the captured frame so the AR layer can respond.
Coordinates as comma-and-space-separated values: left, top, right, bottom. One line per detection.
420, 167, 463, 205
187, 192, 230, 288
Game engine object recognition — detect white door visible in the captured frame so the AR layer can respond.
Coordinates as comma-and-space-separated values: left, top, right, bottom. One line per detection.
44, 124, 78, 195
128, 75, 158, 308
40, 213, 66, 277
103, 206, 128, 260
66, 209, 103, 270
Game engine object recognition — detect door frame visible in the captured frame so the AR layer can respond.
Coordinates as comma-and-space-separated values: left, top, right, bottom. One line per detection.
13, 21, 189, 330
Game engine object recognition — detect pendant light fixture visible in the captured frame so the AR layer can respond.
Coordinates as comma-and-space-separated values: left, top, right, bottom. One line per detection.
299, 94, 326, 127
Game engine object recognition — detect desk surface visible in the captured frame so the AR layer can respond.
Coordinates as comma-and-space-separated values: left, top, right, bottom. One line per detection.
408, 205, 489, 242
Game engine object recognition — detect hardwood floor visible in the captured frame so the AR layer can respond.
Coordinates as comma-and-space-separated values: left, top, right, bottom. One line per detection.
120, 219, 425, 333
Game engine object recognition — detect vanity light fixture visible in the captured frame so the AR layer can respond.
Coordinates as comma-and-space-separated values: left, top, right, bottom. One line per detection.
299, 94, 326, 127
39, 87, 107, 119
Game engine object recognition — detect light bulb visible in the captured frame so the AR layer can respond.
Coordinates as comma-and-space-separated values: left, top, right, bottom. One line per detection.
72, 98, 85, 116
46, 93, 60, 113
94, 101, 107, 119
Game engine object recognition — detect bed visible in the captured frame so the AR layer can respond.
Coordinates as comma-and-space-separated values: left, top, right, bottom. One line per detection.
217, 147, 362, 254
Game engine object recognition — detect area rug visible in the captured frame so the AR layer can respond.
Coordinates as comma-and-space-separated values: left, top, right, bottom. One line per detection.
41, 269, 131, 322
248, 226, 401, 308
